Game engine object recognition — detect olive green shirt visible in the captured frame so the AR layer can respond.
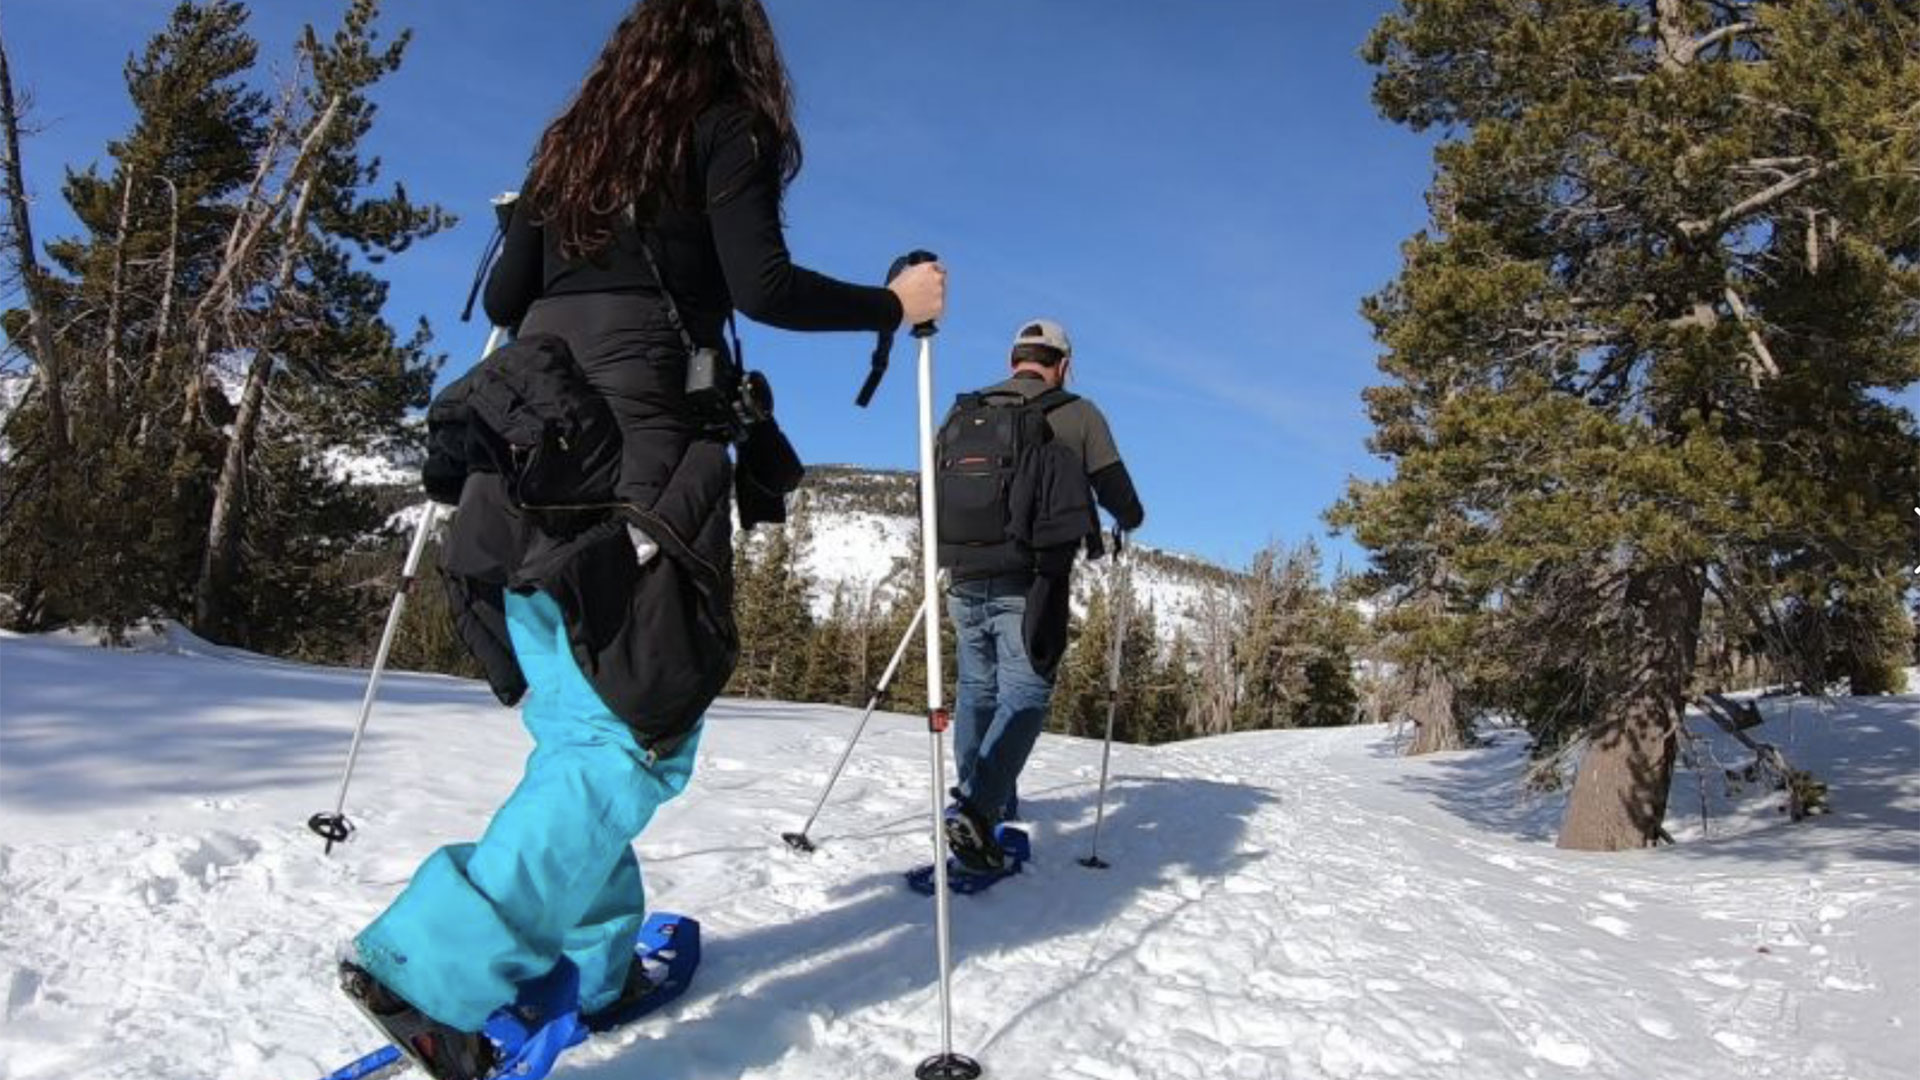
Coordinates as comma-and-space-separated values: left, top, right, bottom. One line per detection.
983, 373, 1124, 475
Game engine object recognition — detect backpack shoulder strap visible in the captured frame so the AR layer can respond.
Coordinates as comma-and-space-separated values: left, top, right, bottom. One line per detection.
1029, 388, 1080, 414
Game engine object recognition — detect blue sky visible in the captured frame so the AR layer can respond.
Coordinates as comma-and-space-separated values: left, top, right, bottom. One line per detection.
4, 0, 1435, 571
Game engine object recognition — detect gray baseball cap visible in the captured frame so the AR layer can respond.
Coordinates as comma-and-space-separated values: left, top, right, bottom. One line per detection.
1011, 318, 1072, 357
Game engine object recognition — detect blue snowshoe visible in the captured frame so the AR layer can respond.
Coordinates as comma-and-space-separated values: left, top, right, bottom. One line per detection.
906, 824, 1031, 896
326, 913, 701, 1080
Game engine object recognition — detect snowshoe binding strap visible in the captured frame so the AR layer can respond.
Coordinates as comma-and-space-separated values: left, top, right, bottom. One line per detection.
340, 962, 499, 1080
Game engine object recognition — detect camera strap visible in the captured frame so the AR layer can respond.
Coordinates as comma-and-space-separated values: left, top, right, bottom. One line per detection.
637, 229, 745, 370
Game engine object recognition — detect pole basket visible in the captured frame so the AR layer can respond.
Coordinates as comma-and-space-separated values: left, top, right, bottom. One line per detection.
915, 1053, 983, 1080
780, 831, 817, 854
307, 811, 354, 854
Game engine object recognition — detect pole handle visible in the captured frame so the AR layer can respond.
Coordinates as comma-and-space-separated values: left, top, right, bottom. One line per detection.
891, 249, 940, 339
858, 250, 941, 407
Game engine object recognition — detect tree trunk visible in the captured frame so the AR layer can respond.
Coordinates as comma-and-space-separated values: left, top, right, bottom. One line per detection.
137, 177, 180, 446
191, 176, 315, 637
1403, 574, 1467, 755
1558, 564, 1703, 851
193, 350, 268, 635
0, 22, 69, 458
100, 167, 136, 409
1653, 0, 1694, 71
1406, 661, 1466, 755
177, 95, 337, 434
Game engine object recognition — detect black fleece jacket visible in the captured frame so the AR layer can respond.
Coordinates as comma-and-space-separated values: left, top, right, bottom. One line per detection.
484, 104, 902, 340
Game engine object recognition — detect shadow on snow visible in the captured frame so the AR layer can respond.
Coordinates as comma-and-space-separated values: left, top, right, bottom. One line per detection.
568, 775, 1274, 1078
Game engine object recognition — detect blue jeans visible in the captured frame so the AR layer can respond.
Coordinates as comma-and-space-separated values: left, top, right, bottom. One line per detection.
354, 590, 701, 1031
949, 576, 1054, 823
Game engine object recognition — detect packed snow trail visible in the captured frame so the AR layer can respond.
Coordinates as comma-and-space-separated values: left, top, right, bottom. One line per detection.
1, 627, 1914, 1080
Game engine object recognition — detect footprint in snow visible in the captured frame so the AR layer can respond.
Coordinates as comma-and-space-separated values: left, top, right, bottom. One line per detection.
1585, 914, 1634, 939
1526, 1029, 1595, 1070
1714, 1030, 1761, 1057
1635, 1015, 1678, 1041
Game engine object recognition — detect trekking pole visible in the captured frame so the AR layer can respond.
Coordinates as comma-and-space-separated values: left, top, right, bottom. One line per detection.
308, 325, 507, 855
782, 596, 929, 854
907, 270, 981, 1080
1078, 529, 1133, 870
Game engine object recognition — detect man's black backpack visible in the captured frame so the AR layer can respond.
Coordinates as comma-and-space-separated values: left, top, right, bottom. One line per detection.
935, 386, 1089, 576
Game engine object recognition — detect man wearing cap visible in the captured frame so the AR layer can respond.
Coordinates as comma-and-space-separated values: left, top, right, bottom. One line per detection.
940, 318, 1145, 874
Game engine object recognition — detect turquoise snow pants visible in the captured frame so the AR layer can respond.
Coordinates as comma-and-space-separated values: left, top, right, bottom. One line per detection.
353, 589, 701, 1032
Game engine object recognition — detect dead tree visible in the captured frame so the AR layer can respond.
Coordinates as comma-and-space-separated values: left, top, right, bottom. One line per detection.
0, 19, 68, 457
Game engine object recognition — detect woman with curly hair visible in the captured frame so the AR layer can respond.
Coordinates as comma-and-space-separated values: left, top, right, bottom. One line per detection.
341, 2, 943, 1074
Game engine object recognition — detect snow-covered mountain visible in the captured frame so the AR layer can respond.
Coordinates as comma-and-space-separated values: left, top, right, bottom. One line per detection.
1, 628, 1914, 1080
0, 382, 1237, 633
773, 465, 1233, 634
348, 453, 1240, 637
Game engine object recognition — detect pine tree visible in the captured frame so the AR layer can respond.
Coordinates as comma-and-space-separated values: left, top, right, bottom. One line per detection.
1049, 584, 1112, 739
2, 1, 265, 631
1186, 579, 1243, 738
1049, 564, 1190, 746
801, 583, 858, 706
1349, 0, 1920, 849
1151, 628, 1200, 743
874, 531, 953, 716
1233, 542, 1360, 731
1115, 601, 1166, 742
1, 1, 451, 659
730, 504, 814, 700
1829, 578, 1912, 695
1299, 588, 1363, 729
192, 0, 451, 639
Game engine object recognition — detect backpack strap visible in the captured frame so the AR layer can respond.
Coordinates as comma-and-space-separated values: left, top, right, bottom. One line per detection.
1029, 387, 1080, 414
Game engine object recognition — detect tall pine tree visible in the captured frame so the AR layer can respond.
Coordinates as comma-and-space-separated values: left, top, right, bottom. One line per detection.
1, 1, 451, 659
191, 0, 450, 639
3, 2, 266, 631
1346, 0, 1919, 849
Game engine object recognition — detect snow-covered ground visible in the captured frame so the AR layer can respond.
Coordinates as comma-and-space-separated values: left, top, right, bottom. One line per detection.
1, 629, 1915, 1080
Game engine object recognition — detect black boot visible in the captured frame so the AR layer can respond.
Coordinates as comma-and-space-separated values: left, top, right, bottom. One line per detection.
943, 801, 1006, 875
340, 961, 498, 1080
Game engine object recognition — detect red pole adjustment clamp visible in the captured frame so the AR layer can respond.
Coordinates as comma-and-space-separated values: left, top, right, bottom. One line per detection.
929, 708, 950, 733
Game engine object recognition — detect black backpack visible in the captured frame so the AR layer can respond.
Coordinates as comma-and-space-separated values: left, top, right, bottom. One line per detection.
935, 387, 1078, 567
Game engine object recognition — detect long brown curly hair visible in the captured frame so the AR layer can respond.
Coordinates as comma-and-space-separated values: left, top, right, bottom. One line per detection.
527, 0, 801, 260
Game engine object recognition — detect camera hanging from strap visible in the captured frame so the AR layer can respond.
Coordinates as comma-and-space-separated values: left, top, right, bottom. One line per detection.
635, 227, 771, 444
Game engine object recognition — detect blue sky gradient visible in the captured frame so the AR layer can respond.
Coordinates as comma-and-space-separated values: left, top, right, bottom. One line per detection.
5, 1, 1437, 570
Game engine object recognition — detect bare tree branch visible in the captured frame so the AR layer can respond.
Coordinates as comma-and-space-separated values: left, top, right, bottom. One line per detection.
1723, 286, 1781, 385
0, 14, 68, 457
1680, 162, 1836, 239
1687, 21, 1758, 61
